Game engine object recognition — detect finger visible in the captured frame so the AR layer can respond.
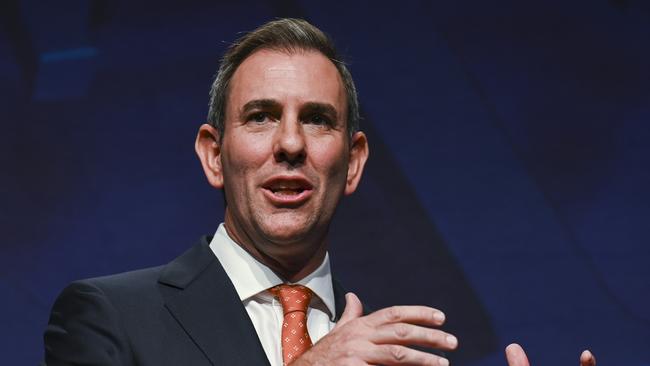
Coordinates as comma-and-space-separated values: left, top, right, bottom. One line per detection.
505, 343, 530, 366
367, 344, 450, 366
364, 305, 446, 328
372, 323, 458, 351
580, 350, 596, 366
335, 292, 363, 328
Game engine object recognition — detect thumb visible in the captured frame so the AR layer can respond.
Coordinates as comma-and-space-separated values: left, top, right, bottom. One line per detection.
580, 350, 596, 366
505, 343, 531, 366
336, 292, 363, 328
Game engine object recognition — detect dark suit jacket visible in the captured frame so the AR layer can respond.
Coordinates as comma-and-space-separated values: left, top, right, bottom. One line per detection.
44, 236, 349, 366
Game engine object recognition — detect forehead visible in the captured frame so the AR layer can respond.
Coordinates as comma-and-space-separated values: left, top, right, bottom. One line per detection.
227, 49, 346, 116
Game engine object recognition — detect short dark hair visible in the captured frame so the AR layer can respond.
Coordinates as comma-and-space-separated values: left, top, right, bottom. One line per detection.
207, 18, 359, 139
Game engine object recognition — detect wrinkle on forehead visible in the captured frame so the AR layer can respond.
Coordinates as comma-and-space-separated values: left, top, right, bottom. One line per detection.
265, 66, 298, 79
229, 49, 346, 117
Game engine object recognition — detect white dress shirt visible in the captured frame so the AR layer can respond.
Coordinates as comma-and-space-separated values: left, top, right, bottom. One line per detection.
208, 224, 336, 366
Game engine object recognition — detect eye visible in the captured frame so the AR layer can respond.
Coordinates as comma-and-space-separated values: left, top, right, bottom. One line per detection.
248, 112, 269, 124
306, 114, 331, 126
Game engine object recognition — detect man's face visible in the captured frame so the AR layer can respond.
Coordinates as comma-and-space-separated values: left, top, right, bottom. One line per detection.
210, 49, 367, 258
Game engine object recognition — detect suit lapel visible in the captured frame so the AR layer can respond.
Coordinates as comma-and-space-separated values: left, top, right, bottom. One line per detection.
158, 237, 271, 366
332, 277, 373, 320
332, 278, 347, 321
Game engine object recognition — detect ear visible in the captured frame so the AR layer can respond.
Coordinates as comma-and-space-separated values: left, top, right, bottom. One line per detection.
195, 123, 224, 189
344, 131, 369, 195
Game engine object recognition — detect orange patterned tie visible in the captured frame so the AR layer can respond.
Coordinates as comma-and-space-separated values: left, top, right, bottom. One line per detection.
270, 284, 313, 365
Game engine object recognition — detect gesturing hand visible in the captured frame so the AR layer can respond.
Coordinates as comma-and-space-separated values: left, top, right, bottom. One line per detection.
294, 292, 458, 366
505, 343, 596, 366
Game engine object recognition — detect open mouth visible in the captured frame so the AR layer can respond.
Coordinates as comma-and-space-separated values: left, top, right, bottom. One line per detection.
262, 176, 313, 204
269, 187, 307, 196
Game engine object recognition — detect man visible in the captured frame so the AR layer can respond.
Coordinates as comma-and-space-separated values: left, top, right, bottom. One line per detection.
44, 18, 596, 366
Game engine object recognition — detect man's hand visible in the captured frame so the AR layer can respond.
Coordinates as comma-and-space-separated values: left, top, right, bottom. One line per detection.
505, 343, 596, 366
295, 292, 457, 366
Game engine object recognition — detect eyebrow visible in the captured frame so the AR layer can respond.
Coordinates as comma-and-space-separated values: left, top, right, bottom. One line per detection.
239, 99, 340, 122
301, 102, 339, 122
240, 99, 282, 117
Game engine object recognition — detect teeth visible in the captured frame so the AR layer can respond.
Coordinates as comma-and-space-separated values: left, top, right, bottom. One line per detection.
274, 189, 300, 196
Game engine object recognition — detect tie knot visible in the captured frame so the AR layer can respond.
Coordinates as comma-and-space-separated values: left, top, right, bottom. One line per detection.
270, 284, 312, 315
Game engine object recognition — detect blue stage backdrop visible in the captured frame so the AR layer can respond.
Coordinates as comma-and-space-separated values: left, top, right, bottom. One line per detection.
1, 1, 649, 365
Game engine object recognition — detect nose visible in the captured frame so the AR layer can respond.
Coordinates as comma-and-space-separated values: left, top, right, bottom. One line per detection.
272, 115, 306, 165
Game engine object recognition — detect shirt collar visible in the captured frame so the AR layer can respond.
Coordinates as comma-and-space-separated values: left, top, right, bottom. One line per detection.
209, 223, 336, 320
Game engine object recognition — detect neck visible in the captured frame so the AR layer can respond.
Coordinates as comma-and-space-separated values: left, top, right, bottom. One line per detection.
267, 242, 327, 283
223, 214, 328, 283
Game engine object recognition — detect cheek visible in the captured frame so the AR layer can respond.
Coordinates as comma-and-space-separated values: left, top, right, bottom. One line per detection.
310, 141, 349, 180
227, 132, 270, 165
222, 139, 269, 183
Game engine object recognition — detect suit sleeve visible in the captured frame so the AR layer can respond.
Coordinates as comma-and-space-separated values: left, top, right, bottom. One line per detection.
44, 280, 133, 366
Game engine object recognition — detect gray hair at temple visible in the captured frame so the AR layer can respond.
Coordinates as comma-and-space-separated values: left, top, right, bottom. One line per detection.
207, 18, 360, 140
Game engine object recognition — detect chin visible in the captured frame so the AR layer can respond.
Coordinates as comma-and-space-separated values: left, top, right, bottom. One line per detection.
264, 227, 310, 245
259, 218, 318, 245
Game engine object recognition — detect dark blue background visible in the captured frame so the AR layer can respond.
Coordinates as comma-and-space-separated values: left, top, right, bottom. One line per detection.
2, 1, 649, 365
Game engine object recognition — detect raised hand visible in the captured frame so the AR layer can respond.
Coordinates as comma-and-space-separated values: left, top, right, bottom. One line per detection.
294, 292, 458, 366
505, 343, 596, 366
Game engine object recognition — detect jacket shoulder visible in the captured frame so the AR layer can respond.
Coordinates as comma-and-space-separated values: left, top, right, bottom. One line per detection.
44, 268, 167, 365
80, 265, 165, 299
